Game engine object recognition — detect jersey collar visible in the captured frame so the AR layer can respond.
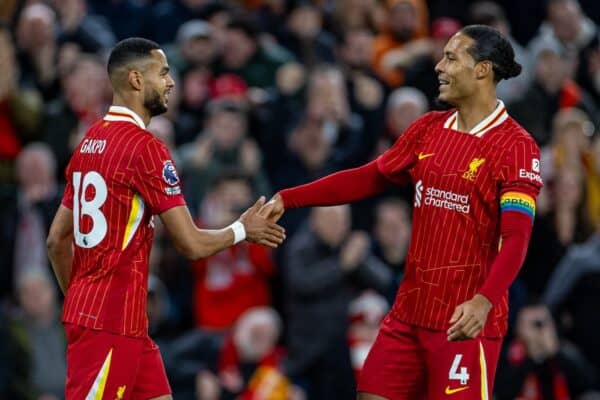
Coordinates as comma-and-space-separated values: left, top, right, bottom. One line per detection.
103, 106, 146, 129
443, 100, 508, 137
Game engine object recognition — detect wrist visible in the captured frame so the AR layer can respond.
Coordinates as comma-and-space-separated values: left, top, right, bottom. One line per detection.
474, 294, 493, 311
228, 221, 246, 244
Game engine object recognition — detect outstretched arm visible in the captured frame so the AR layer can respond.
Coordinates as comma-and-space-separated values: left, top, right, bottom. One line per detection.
160, 197, 286, 261
261, 160, 395, 222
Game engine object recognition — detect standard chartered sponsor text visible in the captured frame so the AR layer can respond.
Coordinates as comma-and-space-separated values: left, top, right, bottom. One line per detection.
424, 186, 470, 214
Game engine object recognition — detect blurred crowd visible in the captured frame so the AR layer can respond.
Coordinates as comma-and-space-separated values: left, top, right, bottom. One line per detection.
0, 0, 599, 399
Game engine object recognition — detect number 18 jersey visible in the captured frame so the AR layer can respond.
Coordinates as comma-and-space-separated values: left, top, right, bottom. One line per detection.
61, 106, 186, 337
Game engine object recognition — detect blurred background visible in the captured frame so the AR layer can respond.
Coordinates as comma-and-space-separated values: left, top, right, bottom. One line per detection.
0, 0, 599, 399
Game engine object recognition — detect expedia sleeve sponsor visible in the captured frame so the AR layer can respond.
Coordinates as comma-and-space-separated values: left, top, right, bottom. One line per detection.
518, 169, 543, 185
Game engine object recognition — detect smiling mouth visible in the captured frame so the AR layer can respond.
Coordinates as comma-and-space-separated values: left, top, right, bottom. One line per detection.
438, 78, 450, 88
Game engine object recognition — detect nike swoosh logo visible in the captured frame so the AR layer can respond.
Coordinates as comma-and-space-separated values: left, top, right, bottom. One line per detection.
445, 386, 469, 395
418, 152, 434, 160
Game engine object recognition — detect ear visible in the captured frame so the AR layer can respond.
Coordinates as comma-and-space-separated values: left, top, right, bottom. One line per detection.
475, 60, 493, 80
128, 70, 144, 91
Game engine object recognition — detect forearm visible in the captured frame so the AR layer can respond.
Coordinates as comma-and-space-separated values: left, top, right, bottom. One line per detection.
160, 206, 239, 261
48, 240, 73, 295
478, 211, 533, 305
187, 228, 236, 260
280, 160, 391, 208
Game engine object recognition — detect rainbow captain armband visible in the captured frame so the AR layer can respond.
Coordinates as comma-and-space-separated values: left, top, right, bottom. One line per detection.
500, 191, 536, 220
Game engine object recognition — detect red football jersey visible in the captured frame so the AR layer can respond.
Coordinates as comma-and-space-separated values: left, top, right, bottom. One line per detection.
377, 102, 542, 337
61, 106, 186, 337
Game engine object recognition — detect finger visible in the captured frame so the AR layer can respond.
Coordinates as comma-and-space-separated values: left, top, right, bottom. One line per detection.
465, 321, 483, 338
264, 232, 285, 244
258, 201, 274, 218
250, 196, 266, 212
269, 222, 286, 234
448, 314, 472, 335
447, 330, 468, 341
461, 319, 480, 338
259, 238, 280, 248
449, 306, 463, 325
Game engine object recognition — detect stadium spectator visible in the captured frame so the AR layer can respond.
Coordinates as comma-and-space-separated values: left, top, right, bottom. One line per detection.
372, 0, 429, 87
219, 16, 294, 89
0, 21, 43, 183
166, 307, 297, 400
279, 2, 336, 66
382, 86, 428, 144
495, 303, 596, 400
371, 197, 411, 304
282, 205, 390, 400
51, 0, 116, 53
14, 268, 66, 400
509, 43, 598, 146
0, 143, 61, 301
543, 224, 600, 371
178, 100, 270, 212
529, 0, 600, 104
172, 19, 218, 73
15, 3, 60, 101
192, 171, 276, 330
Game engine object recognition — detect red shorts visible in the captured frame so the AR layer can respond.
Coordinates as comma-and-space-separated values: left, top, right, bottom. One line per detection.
358, 316, 502, 400
64, 323, 171, 400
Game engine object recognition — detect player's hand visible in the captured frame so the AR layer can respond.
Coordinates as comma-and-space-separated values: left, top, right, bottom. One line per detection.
258, 193, 285, 223
447, 294, 492, 341
239, 196, 286, 248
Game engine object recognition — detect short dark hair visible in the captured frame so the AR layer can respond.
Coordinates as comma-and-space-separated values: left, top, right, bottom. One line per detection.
460, 25, 522, 83
468, 1, 507, 26
107, 37, 161, 77
226, 16, 260, 40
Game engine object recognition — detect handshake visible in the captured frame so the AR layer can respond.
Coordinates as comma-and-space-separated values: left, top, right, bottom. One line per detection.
236, 193, 286, 248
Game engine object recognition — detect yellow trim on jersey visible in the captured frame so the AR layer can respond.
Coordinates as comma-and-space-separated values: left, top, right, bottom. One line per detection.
122, 194, 145, 250
87, 348, 113, 400
479, 342, 489, 400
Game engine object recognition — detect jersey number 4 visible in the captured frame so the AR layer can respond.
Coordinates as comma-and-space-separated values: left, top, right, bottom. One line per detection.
73, 171, 107, 248
449, 354, 470, 385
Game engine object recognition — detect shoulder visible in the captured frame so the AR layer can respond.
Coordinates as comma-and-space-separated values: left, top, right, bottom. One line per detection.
494, 117, 540, 151
409, 110, 453, 131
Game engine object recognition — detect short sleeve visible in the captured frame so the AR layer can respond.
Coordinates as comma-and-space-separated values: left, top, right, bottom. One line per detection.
133, 138, 186, 215
499, 135, 543, 220
376, 114, 426, 183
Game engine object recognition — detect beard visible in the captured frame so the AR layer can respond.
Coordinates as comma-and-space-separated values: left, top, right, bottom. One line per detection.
434, 97, 454, 110
144, 87, 167, 116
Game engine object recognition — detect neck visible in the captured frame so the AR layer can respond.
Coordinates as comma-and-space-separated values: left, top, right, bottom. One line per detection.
112, 93, 152, 127
455, 88, 498, 132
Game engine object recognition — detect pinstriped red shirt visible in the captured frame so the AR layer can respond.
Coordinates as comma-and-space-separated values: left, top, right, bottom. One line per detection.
61, 106, 186, 337
377, 102, 542, 337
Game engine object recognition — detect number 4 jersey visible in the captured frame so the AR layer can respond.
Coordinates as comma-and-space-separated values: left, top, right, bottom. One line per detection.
61, 106, 186, 337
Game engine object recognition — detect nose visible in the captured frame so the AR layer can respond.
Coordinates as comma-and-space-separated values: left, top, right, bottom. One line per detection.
166, 74, 175, 88
435, 58, 444, 74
